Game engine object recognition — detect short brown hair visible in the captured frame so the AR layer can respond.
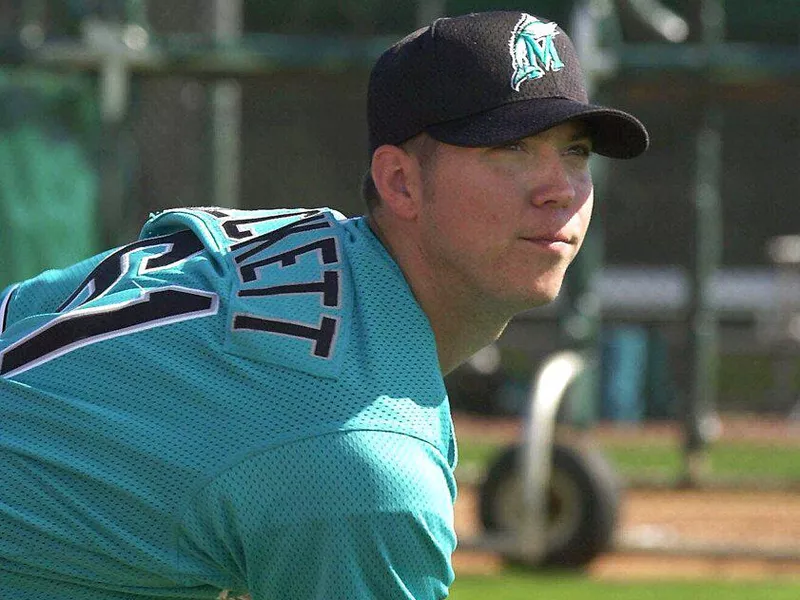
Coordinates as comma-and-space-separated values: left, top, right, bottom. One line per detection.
361, 134, 440, 214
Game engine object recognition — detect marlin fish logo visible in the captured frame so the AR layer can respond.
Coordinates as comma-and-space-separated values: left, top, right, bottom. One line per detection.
509, 14, 565, 91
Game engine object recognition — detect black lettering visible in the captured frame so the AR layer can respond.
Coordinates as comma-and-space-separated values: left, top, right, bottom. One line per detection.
58, 230, 203, 312
222, 210, 320, 241
231, 213, 330, 263
140, 230, 205, 271
239, 271, 339, 308
1, 288, 217, 377
196, 208, 233, 218
238, 237, 339, 283
232, 314, 338, 358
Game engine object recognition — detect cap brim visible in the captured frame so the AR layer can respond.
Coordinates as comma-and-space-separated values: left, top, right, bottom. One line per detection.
425, 97, 649, 159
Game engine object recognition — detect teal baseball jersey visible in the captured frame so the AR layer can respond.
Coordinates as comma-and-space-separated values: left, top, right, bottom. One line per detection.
0, 207, 457, 599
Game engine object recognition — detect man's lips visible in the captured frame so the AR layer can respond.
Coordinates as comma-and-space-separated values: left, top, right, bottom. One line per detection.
517, 233, 576, 256
520, 233, 574, 245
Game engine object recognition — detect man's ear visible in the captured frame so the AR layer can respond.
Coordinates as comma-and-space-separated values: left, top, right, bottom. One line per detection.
370, 144, 422, 221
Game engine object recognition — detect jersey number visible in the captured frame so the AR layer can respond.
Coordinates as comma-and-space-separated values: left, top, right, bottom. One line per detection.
0, 230, 218, 378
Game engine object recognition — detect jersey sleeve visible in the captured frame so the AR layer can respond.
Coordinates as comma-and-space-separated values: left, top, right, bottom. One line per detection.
177, 431, 457, 600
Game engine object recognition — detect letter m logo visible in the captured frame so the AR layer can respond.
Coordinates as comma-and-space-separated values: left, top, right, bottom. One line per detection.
510, 15, 565, 91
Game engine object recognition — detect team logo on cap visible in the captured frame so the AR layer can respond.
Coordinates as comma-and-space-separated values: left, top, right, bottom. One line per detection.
509, 14, 565, 91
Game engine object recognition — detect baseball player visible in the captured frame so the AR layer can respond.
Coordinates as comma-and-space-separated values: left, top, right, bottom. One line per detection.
0, 11, 647, 600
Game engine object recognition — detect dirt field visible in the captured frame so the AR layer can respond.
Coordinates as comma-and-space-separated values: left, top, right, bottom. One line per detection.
452, 414, 800, 581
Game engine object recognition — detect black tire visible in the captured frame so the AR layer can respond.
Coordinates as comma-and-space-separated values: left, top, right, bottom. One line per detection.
478, 442, 620, 568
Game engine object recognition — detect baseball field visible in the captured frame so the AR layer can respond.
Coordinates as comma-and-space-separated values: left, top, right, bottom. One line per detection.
449, 573, 800, 599
449, 413, 800, 596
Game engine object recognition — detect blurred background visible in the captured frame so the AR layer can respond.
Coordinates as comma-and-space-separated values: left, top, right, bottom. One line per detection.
0, 0, 798, 584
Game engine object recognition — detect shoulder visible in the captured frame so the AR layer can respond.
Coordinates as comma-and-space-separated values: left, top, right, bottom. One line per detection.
179, 431, 456, 599
0, 207, 356, 379
143, 207, 358, 377
190, 431, 456, 523
140, 206, 350, 260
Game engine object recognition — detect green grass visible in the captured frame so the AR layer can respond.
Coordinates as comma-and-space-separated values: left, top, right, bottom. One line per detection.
449, 571, 800, 599
604, 442, 800, 481
456, 438, 800, 483
456, 439, 506, 473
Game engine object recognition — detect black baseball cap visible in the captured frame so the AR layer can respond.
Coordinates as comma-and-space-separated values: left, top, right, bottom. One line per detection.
368, 11, 648, 159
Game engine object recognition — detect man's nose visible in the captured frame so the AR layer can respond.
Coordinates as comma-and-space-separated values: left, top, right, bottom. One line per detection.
527, 150, 576, 208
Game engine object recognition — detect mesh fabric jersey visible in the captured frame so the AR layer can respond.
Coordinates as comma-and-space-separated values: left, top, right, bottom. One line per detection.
0, 208, 457, 599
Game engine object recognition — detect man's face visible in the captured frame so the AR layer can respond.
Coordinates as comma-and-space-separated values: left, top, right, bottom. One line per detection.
414, 120, 594, 313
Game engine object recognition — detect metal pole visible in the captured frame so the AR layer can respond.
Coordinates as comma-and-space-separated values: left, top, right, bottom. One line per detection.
82, 16, 134, 247
765, 236, 800, 413
518, 351, 586, 561
559, 0, 614, 427
210, 0, 243, 208
682, 0, 724, 486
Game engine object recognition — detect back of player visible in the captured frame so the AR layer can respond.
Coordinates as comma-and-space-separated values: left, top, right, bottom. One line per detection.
0, 207, 457, 599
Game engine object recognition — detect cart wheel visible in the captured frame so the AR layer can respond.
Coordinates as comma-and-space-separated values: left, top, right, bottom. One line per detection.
478, 442, 620, 568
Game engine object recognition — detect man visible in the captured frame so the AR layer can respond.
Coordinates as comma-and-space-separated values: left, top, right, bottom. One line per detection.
0, 10, 647, 600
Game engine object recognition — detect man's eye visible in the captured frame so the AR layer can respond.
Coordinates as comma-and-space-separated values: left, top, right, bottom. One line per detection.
565, 143, 592, 157
496, 141, 526, 152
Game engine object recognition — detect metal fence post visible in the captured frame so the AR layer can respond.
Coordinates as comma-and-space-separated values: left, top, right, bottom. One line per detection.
682, 0, 725, 485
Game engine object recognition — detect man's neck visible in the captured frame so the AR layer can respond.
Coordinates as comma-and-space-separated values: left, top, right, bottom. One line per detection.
428, 303, 510, 375
367, 214, 511, 375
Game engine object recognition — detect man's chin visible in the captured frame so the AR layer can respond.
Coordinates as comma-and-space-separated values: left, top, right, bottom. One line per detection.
502, 285, 563, 315
483, 272, 567, 315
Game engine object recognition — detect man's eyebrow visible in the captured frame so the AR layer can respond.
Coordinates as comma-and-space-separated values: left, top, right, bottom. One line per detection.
570, 125, 592, 142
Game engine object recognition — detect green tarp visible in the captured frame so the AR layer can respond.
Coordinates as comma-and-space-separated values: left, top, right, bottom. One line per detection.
0, 72, 99, 288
